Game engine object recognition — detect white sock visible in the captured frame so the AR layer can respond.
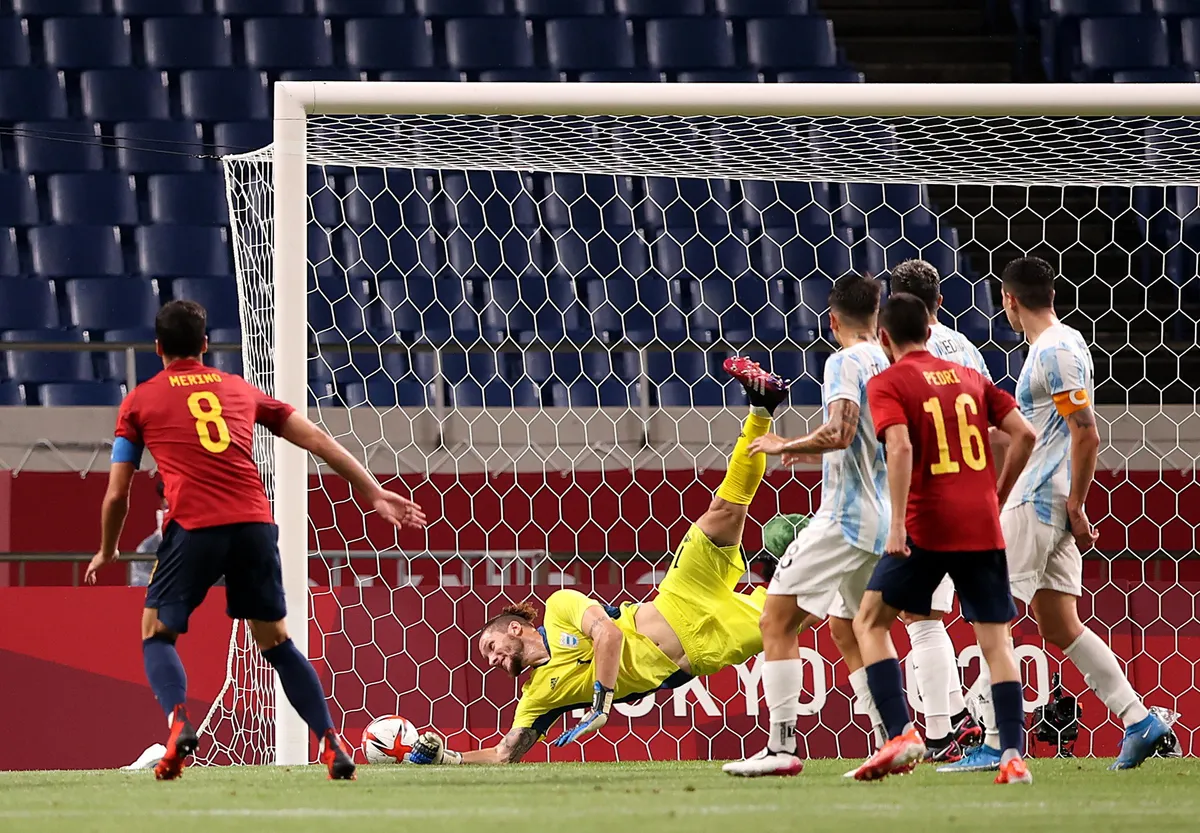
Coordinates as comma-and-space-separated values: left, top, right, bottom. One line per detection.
906, 619, 957, 740
975, 656, 1000, 750
763, 659, 804, 754
948, 683, 967, 719
1063, 629, 1150, 727
848, 667, 885, 750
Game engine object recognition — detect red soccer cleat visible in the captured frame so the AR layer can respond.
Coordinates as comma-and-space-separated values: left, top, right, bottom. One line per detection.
952, 711, 984, 749
321, 730, 357, 781
853, 728, 927, 782
154, 705, 199, 781
722, 356, 791, 414
994, 756, 1033, 785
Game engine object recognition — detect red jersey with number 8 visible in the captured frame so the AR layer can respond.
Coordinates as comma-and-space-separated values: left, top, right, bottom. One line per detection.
114, 358, 295, 530
866, 350, 1018, 552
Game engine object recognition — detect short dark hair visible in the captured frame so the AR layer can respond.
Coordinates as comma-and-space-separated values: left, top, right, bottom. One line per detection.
828, 273, 882, 324
1001, 256, 1056, 311
155, 300, 207, 359
889, 259, 940, 314
879, 293, 931, 348
481, 601, 539, 635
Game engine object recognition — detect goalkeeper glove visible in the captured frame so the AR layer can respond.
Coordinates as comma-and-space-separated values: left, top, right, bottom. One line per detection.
552, 682, 614, 747
406, 731, 462, 765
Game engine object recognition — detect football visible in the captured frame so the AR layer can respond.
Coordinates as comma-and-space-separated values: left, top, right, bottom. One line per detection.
361, 715, 419, 764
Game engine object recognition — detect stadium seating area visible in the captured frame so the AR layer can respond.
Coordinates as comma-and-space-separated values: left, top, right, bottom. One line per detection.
0, 1, 1190, 407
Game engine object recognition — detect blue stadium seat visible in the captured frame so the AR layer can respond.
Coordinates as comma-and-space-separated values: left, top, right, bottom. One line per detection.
548, 228, 649, 286
645, 18, 735, 71
546, 18, 636, 71
217, 0, 304, 11
308, 225, 337, 279
585, 275, 687, 343
739, 179, 833, 228
81, 69, 170, 122
345, 168, 437, 233
938, 275, 993, 342
643, 177, 735, 229
0, 174, 38, 227
38, 382, 124, 406
115, 0, 203, 14
445, 228, 546, 285
100, 327, 162, 384
541, 173, 638, 230
15, 121, 102, 173
172, 277, 241, 330
212, 121, 271, 154
646, 351, 709, 386
516, 350, 554, 383
757, 227, 852, 335
206, 328, 243, 377
445, 18, 534, 71
148, 174, 230, 225
343, 226, 441, 285
856, 226, 959, 284
413, 0, 503, 15
48, 173, 138, 226
1153, 0, 1198, 15
482, 277, 585, 342
516, 0, 603, 16
777, 69, 865, 83
478, 69, 563, 82
280, 69, 367, 82
4, 329, 92, 384
0, 69, 68, 120
30, 225, 124, 277
1042, 1, 1144, 79
578, 70, 663, 82
378, 69, 464, 81
691, 276, 789, 344
137, 226, 231, 277
343, 378, 434, 409
309, 171, 342, 228
444, 353, 539, 408
377, 276, 477, 343
616, 0, 703, 15
440, 170, 538, 229
1077, 17, 1169, 80
547, 377, 638, 408
344, 18, 434, 70
657, 376, 744, 407
716, 0, 810, 16
676, 70, 762, 83
0, 382, 25, 406
316, 0, 409, 16
114, 121, 205, 173
0, 229, 19, 276
14, 0, 101, 13
983, 350, 1023, 395
746, 17, 837, 69
43, 17, 131, 69
66, 277, 160, 332
0, 19, 32, 67
244, 18, 334, 69
180, 70, 270, 122
309, 274, 374, 344
1113, 68, 1200, 82
1182, 19, 1200, 69
0, 278, 58, 331
839, 182, 934, 231
144, 17, 232, 69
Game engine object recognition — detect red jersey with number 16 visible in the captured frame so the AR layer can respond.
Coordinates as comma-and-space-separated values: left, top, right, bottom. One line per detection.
866, 350, 1017, 552
114, 358, 295, 531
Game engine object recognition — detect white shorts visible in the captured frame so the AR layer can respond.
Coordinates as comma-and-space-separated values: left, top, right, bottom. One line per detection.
1001, 502, 1083, 605
930, 575, 955, 614
768, 514, 878, 619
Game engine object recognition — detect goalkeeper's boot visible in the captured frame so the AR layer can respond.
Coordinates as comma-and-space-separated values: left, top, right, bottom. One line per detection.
722, 747, 804, 778
936, 743, 1001, 773
952, 710, 983, 749
995, 756, 1033, 785
723, 356, 791, 414
321, 730, 358, 781
154, 704, 198, 782
853, 727, 926, 782
1109, 712, 1171, 770
923, 735, 964, 764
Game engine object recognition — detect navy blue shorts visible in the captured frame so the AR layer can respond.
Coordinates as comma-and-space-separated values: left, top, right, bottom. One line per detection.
145, 521, 286, 634
866, 542, 1017, 624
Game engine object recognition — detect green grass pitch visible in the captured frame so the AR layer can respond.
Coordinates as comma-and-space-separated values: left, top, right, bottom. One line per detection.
1, 759, 1196, 833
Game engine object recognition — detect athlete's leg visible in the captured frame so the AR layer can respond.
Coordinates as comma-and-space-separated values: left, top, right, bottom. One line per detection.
830, 614, 885, 750
902, 610, 959, 740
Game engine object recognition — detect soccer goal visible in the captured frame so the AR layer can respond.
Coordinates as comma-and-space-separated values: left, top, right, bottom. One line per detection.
219, 82, 1200, 766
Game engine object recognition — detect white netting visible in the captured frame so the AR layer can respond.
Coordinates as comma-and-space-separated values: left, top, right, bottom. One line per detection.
218, 112, 1200, 765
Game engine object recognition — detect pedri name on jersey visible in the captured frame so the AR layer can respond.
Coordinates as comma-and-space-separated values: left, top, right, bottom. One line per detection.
922, 368, 962, 387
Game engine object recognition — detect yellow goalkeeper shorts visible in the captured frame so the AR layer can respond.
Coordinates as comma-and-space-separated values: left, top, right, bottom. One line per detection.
652, 524, 767, 677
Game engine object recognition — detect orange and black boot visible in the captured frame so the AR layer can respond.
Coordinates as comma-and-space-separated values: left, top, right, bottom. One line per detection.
321, 730, 357, 781
154, 705, 199, 781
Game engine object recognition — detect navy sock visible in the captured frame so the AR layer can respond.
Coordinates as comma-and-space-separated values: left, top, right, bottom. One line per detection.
992, 680, 1025, 755
142, 635, 187, 718
865, 658, 911, 740
262, 639, 334, 739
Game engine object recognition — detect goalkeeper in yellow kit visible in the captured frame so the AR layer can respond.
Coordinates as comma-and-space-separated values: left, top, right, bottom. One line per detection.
407, 356, 809, 764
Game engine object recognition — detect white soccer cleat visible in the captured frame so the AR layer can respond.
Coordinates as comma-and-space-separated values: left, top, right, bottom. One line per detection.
723, 747, 804, 777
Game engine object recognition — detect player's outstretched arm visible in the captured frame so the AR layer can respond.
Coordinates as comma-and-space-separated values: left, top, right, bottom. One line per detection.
993, 409, 1035, 508
748, 399, 859, 463
410, 726, 540, 765
279, 412, 426, 529
86, 461, 136, 585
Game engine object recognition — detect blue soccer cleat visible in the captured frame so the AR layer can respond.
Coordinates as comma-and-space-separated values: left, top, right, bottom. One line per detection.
936, 743, 1001, 773
1109, 712, 1171, 770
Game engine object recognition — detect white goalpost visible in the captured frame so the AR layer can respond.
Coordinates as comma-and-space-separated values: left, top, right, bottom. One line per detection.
215, 82, 1200, 766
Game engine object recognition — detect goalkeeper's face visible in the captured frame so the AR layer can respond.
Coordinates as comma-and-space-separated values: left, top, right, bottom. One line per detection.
479, 624, 530, 678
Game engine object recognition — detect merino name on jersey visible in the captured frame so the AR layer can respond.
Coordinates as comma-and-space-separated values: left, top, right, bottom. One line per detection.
867, 350, 1018, 552
113, 358, 295, 531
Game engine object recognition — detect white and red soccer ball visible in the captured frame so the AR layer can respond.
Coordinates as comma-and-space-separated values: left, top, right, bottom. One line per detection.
361, 715, 419, 764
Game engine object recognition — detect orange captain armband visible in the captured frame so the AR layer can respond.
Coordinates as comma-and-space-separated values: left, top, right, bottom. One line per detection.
1052, 389, 1090, 416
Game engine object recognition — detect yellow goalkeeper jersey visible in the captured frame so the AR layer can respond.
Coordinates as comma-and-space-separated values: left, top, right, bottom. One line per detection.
511, 589, 686, 737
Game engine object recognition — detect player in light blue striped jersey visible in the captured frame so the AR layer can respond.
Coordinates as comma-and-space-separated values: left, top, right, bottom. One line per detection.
724, 273, 891, 777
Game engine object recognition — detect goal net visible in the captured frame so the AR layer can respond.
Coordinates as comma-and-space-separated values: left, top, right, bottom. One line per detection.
216, 84, 1199, 766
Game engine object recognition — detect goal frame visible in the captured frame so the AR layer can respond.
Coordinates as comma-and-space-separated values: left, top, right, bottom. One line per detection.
269, 81, 1200, 765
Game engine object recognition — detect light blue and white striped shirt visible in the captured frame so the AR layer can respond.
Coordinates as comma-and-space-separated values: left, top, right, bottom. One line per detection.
1008, 322, 1094, 529
814, 341, 891, 555
927, 322, 991, 380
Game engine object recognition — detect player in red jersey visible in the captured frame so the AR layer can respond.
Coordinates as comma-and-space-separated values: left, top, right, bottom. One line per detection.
84, 300, 427, 781
848, 293, 1037, 785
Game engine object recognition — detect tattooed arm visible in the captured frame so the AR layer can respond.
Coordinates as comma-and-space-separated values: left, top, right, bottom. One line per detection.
455, 726, 541, 764
748, 399, 860, 458
1065, 403, 1101, 550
